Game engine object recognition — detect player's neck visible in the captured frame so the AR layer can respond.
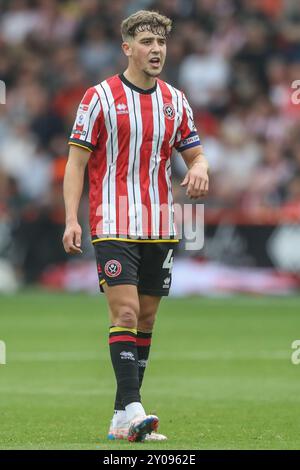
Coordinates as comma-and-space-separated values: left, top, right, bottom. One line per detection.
123, 68, 157, 91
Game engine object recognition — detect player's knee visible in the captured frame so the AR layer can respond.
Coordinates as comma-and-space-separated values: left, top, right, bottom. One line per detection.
138, 310, 156, 332
115, 301, 139, 329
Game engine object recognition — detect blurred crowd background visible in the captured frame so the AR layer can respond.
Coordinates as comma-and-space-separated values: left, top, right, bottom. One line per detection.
1, 0, 300, 289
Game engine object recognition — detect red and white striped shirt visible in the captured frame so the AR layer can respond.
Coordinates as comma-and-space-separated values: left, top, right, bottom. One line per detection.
69, 73, 201, 241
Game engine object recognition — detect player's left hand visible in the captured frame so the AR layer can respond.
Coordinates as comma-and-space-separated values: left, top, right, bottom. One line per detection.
180, 162, 209, 199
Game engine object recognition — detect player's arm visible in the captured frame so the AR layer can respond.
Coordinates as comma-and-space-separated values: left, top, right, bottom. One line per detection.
180, 144, 209, 199
62, 145, 91, 254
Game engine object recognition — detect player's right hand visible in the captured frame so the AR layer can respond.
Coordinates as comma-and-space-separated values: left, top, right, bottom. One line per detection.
62, 222, 83, 254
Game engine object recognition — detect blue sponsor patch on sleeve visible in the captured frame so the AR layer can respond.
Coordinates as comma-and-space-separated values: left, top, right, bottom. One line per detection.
177, 131, 201, 152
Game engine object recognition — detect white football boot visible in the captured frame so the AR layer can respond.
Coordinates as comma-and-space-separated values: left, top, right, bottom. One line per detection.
107, 410, 167, 441
127, 414, 159, 442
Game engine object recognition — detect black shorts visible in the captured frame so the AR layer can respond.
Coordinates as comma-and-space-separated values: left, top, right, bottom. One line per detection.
93, 241, 176, 296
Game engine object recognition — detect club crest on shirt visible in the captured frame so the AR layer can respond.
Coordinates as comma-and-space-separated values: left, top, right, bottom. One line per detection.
163, 103, 175, 120
104, 260, 122, 277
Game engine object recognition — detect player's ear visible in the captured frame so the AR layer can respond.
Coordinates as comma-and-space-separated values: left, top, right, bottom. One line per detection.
122, 41, 132, 57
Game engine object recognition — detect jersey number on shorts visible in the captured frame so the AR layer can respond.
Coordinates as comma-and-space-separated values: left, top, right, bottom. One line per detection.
163, 249, 174, 274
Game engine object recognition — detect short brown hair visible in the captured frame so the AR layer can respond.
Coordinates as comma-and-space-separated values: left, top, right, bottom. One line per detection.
121, 10, 172, 41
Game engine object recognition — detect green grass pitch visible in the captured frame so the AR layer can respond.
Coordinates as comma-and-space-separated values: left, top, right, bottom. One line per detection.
0, 291, 300, 450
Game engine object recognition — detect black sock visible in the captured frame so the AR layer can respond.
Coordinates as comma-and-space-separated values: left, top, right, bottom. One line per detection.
114, 389, 124, 411
137, 331, 152, 390
109, 326, 141, 408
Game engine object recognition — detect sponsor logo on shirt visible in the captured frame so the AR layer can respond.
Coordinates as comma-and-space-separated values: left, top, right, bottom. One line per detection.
72, 129, 87, 136
76, 104, 89, 126
79, 104, 89, 112
178, 134, 200, 149
76, 113, 86, 126
116, 103, 129, 115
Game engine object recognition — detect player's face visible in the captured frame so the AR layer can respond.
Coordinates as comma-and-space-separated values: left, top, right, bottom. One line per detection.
129, 31, 167, 77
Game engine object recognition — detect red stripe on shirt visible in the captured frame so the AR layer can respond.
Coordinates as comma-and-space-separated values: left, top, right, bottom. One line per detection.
109, 77, 130, 235
139, 93, 153, 235
157, 81, 174, 235
89, 103, 107, 237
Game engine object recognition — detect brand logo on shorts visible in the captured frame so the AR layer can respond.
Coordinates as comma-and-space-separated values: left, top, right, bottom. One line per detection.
104, 260, 122, 278
163, 277, 171, 288
120, 351, 135, 361
163, 103, 175, 120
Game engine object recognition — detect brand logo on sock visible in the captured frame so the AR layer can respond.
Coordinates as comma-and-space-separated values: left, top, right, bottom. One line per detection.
120, 351, 135, 361
105, 260, 122, 278
138, 359, 147, 368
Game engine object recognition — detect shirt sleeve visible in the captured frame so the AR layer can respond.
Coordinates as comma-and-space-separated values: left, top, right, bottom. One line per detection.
174, 93, 201, 153
68, 87, 101, 152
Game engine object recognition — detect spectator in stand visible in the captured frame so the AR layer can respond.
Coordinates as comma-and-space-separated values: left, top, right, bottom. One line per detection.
0, 0, 300, 284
